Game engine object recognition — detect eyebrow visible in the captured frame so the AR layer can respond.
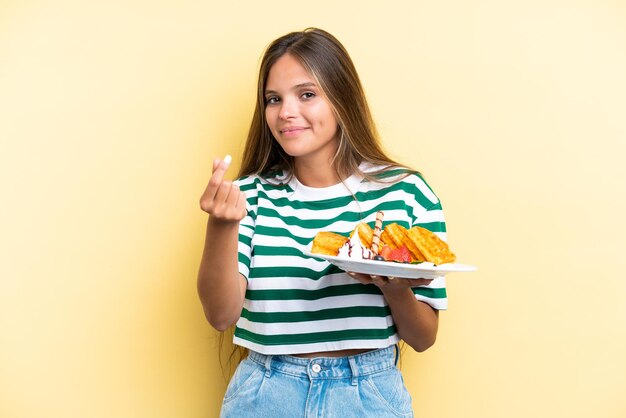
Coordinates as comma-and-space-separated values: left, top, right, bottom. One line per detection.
265, 82, 318, 95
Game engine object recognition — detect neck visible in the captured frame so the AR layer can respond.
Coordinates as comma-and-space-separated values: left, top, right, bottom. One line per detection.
294, 161, 341, 187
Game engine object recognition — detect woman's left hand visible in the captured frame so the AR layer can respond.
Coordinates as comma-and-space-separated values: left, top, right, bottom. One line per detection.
347, 271, 439, 352
346, 272, 433, 289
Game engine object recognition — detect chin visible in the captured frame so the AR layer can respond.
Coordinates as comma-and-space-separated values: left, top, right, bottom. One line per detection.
276, 143, 309, 158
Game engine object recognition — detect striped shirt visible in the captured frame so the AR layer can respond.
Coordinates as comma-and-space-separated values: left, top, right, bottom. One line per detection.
233, 165, 448, 355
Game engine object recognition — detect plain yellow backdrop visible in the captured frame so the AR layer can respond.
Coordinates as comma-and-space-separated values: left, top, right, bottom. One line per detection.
2, 1, 625, 417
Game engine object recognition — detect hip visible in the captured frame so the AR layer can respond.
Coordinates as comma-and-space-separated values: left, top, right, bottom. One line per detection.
220, 345, 414, 417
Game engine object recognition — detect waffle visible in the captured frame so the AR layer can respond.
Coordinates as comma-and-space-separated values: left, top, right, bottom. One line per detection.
406, 226, 456, 265
382, 223, 426, 261
311, 222, 456, 265
310, 231, 349, 256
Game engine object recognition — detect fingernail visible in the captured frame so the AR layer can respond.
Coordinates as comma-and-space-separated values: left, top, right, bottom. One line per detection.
223, 154, 232, 166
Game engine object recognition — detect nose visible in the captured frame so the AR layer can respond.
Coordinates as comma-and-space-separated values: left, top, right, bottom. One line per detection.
278, 96, 298, 120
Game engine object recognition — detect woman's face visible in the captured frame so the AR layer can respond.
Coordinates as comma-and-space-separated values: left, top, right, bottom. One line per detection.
264, 54, 339, 164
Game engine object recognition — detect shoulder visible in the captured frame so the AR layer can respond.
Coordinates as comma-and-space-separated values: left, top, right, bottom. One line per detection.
398, 171, 440, 207
359, 163, 440, 207
360, 162, 433, 189
234, 171, 295, 205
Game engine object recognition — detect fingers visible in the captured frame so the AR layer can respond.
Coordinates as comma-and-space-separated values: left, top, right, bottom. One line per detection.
235, 189, 247, 214
370, 275, 389, 286
346, 272, 389, 286
209, 154, 232, 186
202, 157, 228, 206
346, 272, 372, 285
200, 155, 247, 221
205, 182, 245, 219
346, 272, 433, 288
224, 182, 242, 207
404, 278, 434, 287
212, 179, 233, 208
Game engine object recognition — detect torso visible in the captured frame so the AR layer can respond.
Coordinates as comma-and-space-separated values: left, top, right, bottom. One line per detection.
232, 167, 448, 355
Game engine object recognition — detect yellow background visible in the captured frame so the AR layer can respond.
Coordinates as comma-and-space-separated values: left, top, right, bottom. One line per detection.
2, 1, 625, 417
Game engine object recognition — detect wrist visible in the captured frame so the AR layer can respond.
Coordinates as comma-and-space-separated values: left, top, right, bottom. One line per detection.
380, 285, 413, 300
208, 215, 240, 229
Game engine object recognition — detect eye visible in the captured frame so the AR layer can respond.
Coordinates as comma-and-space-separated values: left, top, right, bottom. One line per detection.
301, 92, 315, 100
265, 96, 280, 105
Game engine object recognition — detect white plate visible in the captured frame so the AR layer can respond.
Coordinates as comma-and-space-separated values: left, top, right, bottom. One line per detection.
303, 250, 477, 279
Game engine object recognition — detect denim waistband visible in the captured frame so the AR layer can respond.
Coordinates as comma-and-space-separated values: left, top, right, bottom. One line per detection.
248, 345, 398, 383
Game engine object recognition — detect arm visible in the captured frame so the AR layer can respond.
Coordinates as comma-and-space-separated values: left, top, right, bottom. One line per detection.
197, 156, 248, 332
380, 282, 439, 352
348, 174, 445, 351
348, 273, 439, 352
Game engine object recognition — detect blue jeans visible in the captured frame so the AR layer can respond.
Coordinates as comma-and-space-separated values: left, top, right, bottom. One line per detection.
220, 345, 414, 417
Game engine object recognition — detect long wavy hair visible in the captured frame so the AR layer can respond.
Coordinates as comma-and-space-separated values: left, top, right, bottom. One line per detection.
238, 27, 410, 181
224, 28, 413, 377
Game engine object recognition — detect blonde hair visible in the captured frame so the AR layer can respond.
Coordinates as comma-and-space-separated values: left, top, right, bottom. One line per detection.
238, 27, 414, 181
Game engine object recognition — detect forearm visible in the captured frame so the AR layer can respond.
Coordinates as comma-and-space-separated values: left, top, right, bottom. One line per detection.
381, 287, 439, 352
197, 217, 246, 331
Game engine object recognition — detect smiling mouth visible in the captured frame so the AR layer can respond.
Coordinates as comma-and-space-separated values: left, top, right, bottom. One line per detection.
280, 127, 309, 134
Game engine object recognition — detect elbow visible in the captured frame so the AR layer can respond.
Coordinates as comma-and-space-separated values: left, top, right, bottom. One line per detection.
210, 320, 233, 333
410, 334, 437, 353
414, 340, 436, 353
204, 309, 238, 332
197, 285, 242, 332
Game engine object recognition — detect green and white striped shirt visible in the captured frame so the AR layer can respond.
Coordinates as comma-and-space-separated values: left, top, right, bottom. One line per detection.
233, 165, 448, 355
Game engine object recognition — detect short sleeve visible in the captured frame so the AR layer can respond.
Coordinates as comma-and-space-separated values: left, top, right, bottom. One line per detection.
234, 176, 258, 280
408, 176, 449, 310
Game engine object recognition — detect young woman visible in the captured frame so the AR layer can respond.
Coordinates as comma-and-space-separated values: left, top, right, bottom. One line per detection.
198, 28, 449, 417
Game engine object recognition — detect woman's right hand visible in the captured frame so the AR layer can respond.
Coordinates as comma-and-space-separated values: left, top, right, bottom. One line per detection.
197, 155, 248, 330
199, 155, 247, 222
